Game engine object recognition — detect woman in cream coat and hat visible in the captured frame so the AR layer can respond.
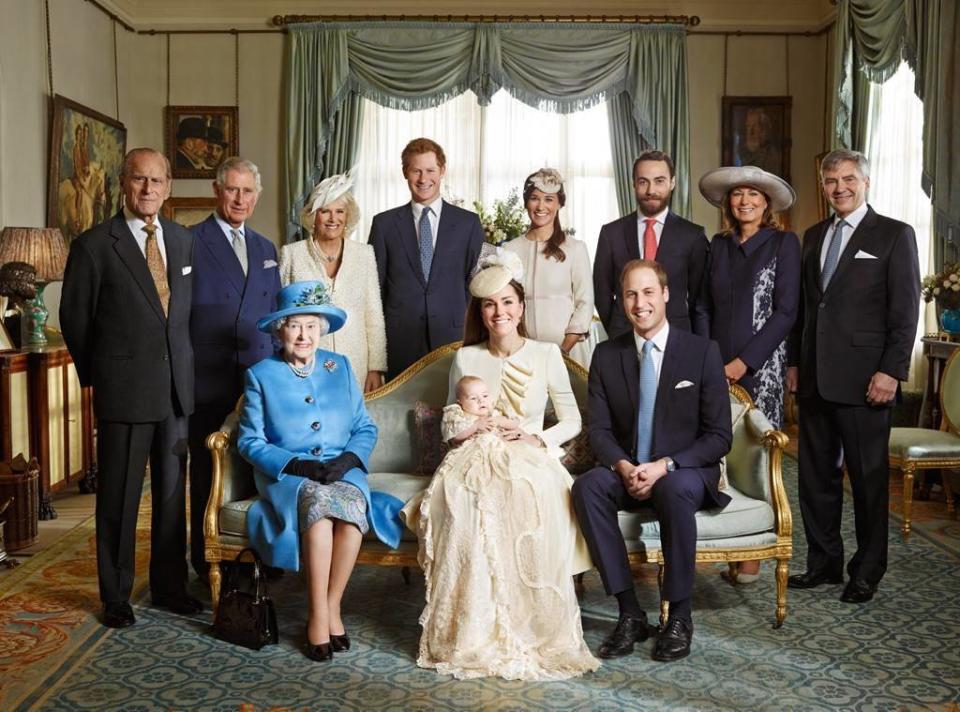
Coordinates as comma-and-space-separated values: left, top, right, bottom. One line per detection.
280, 173, 388, 392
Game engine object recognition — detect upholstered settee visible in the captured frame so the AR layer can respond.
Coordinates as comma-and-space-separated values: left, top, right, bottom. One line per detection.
204, 343, 792, 626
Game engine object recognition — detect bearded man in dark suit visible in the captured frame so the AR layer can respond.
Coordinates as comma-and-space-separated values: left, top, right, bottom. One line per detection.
594, 150, 709, 338
786, 149, 920, 604
61, 148, 201, 628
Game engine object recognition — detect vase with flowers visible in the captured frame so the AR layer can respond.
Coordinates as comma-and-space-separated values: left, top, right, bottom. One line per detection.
921, 263, 960, 334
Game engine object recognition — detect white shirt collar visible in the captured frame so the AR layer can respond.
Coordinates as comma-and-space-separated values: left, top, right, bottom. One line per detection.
633, 321, 670, 354
123, 205, 162, 236
412, 196, 443, 220
214, 212, 244, 239
636, 205, 670, 226
835, 201, 868, 231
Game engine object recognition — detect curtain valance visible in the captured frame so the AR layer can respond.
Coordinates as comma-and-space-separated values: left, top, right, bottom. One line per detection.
284, 22, 689, 239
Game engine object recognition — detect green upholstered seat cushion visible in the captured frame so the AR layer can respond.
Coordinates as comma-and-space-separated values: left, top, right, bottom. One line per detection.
889, 427, 960, 460
615, 485, 774, 543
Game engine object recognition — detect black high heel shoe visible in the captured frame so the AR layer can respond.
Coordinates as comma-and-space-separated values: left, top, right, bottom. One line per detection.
305, 625, 334, 662
330, 632, 350, 652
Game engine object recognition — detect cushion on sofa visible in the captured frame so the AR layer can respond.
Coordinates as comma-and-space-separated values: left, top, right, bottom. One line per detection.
413, 400, 449, 475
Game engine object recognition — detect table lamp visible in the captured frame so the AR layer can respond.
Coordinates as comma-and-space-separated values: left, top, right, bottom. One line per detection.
0, 227, 68, 346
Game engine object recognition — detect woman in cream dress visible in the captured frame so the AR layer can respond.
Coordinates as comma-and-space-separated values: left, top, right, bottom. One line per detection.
502, 168, 594, 368
402, 252, 598, 681
279, 173, 387, 392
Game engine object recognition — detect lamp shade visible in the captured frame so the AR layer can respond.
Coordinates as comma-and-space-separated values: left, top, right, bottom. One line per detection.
0, 227, 69, 283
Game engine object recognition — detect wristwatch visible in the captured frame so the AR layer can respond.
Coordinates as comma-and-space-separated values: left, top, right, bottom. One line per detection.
662, 457, 677, 472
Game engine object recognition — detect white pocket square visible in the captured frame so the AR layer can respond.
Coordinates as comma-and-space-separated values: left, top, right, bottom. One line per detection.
675, 380, 695, 389
854, 250, 877, 259
181, 265, 192, 275
263, 259, 278, 269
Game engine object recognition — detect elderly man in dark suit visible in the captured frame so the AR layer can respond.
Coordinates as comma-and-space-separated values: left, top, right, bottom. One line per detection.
368, 137, 484, 379
573, 259, 732, 662
188, 156, 280, 581
786, 149, 920, 604
594, 150, 709, 338
61, 147, 200, 628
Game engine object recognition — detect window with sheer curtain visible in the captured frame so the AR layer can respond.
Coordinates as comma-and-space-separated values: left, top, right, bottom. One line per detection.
352, 91, 620, 261
865, 62, 933, 392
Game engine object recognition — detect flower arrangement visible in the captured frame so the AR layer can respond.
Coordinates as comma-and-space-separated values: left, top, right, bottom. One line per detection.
472, 189, 577, 247
921, 263, 960, 310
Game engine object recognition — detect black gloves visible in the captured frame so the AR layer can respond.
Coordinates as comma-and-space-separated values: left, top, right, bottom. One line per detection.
282, 452, 365, 484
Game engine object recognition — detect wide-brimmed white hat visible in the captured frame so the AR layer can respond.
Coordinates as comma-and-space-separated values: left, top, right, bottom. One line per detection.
698, 166, 796, 212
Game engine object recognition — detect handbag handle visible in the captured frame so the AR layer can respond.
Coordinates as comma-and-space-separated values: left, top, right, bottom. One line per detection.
232, 547, 268, 603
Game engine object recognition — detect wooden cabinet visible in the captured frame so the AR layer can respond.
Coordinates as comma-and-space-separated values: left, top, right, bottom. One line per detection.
0, 338, 96, 519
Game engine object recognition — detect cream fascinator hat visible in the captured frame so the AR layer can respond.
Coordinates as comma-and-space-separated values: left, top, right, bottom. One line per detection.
524, 167, 565, 195
469, 249, 525, 299
698, 165, 796, 212
300, 171, 360, 237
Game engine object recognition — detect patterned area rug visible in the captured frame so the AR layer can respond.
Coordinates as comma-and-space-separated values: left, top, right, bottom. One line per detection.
2, 461, 959, 711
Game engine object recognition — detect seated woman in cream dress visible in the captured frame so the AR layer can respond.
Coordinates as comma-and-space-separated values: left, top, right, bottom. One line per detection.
402, 252, 599, 681
279, 173, 387, 392
502, 168, 594, 368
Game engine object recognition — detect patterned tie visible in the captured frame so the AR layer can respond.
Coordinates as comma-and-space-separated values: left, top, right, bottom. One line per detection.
821, 219, 847, 290
419, 206, 434, 282
143, 223, 169, 317
636, 340, 657, 463
643, 218, 658, 261
230, 228, 248, 276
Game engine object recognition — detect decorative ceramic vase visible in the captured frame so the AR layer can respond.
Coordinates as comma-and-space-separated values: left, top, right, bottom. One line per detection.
24, 283, 49, 346
940, 307, 960, 335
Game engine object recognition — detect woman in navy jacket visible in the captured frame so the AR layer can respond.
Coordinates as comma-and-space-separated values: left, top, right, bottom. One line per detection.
694, 166, 801, 582
238, 280, 402, 662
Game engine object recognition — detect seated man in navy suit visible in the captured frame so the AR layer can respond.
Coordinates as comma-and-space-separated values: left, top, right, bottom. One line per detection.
188, 156, 280, 581
368, 138, 484, 379
572, 259, 732, 662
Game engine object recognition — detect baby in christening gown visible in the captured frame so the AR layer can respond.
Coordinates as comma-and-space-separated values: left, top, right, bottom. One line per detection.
407, 374, 599, 681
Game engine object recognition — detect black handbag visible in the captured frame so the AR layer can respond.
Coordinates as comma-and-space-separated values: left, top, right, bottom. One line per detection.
212, 548, 279, 650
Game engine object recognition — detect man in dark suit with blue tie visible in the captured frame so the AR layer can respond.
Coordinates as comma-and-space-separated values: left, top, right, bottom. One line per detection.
573, 259, 732, 662
188, 156, 280, 580
61, 148, 200, 627
786, 149, 920, 604
594, 151, 709, 338
368, 138, 484, 379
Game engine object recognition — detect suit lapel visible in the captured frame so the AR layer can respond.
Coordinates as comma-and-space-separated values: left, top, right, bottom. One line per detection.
624, 212, 640, 261
110, 213, 166, 324
161, 217, 189, 316
429, 200, 458, 285
618, 335, 639, 419
807, 219, 832, 297
652, 328, 680, 444
198, 216, 245, 295
822, 207, 877, 298
393, 205, 426, 288
244, 228, 266, 295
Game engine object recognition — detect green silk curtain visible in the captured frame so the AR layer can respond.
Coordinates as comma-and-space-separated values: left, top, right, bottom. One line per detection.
832, 0, 960, 264
284, 22, 691, 241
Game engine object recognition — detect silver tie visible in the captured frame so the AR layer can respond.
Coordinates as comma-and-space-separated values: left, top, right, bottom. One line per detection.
821, 219, 847, 290
231, 228, 248, 276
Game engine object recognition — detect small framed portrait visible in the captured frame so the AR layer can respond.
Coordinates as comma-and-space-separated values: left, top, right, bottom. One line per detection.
46, 94, 127, 243
164, 106, 238, 179
161, 197, 217, 227
722, 96, 792, 182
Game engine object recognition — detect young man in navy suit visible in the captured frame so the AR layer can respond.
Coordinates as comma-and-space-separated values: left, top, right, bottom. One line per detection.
368, 138, 484, 379
786, 149, 920, 604
593, 151, 709, 338
573, 259, 732, 662
188, 157, 280, 581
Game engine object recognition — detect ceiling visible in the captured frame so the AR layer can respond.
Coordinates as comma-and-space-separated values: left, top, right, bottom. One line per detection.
97, 0, 837, 33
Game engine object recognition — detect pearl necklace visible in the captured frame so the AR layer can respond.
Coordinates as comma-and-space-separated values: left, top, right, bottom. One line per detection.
287, 357, 316, 378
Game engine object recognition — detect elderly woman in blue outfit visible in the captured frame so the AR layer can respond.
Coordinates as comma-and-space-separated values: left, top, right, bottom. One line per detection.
238, 280, 402, 663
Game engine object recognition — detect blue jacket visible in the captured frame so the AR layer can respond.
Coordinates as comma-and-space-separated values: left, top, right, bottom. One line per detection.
190, 215, 281, 405
238, 350, 403, 570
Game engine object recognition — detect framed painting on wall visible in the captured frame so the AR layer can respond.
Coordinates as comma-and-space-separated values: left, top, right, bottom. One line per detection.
46, 94, 127, 243
722, 96, 792, 182
161, 197, 217, 227
165, 106, 238, 179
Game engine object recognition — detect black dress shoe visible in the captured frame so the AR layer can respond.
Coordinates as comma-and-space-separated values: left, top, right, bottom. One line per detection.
787, 570, 843, 589
152, 592, 204, 614
652, 617, 693, 662
330, 633, 350, 652
102, 602, 136, 628
597, 613, 650, 658
305, 641, 334, 661
840, 578, 876, 603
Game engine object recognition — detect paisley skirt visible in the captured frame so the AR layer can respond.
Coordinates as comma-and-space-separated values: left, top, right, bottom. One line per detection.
298, 480, 368, 534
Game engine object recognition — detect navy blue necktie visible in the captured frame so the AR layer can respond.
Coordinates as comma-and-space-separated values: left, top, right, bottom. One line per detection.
636, 340, 657, 463
419, 206, 434, 282
821, 219, 847, 290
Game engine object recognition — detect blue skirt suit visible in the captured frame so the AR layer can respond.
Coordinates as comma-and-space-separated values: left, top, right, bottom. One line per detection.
238, 349, 402, 571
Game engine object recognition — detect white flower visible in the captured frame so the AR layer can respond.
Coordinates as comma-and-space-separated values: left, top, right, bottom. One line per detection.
944, 280, 952, 289
951, 283, 960, 292
934, 287, 942, 295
